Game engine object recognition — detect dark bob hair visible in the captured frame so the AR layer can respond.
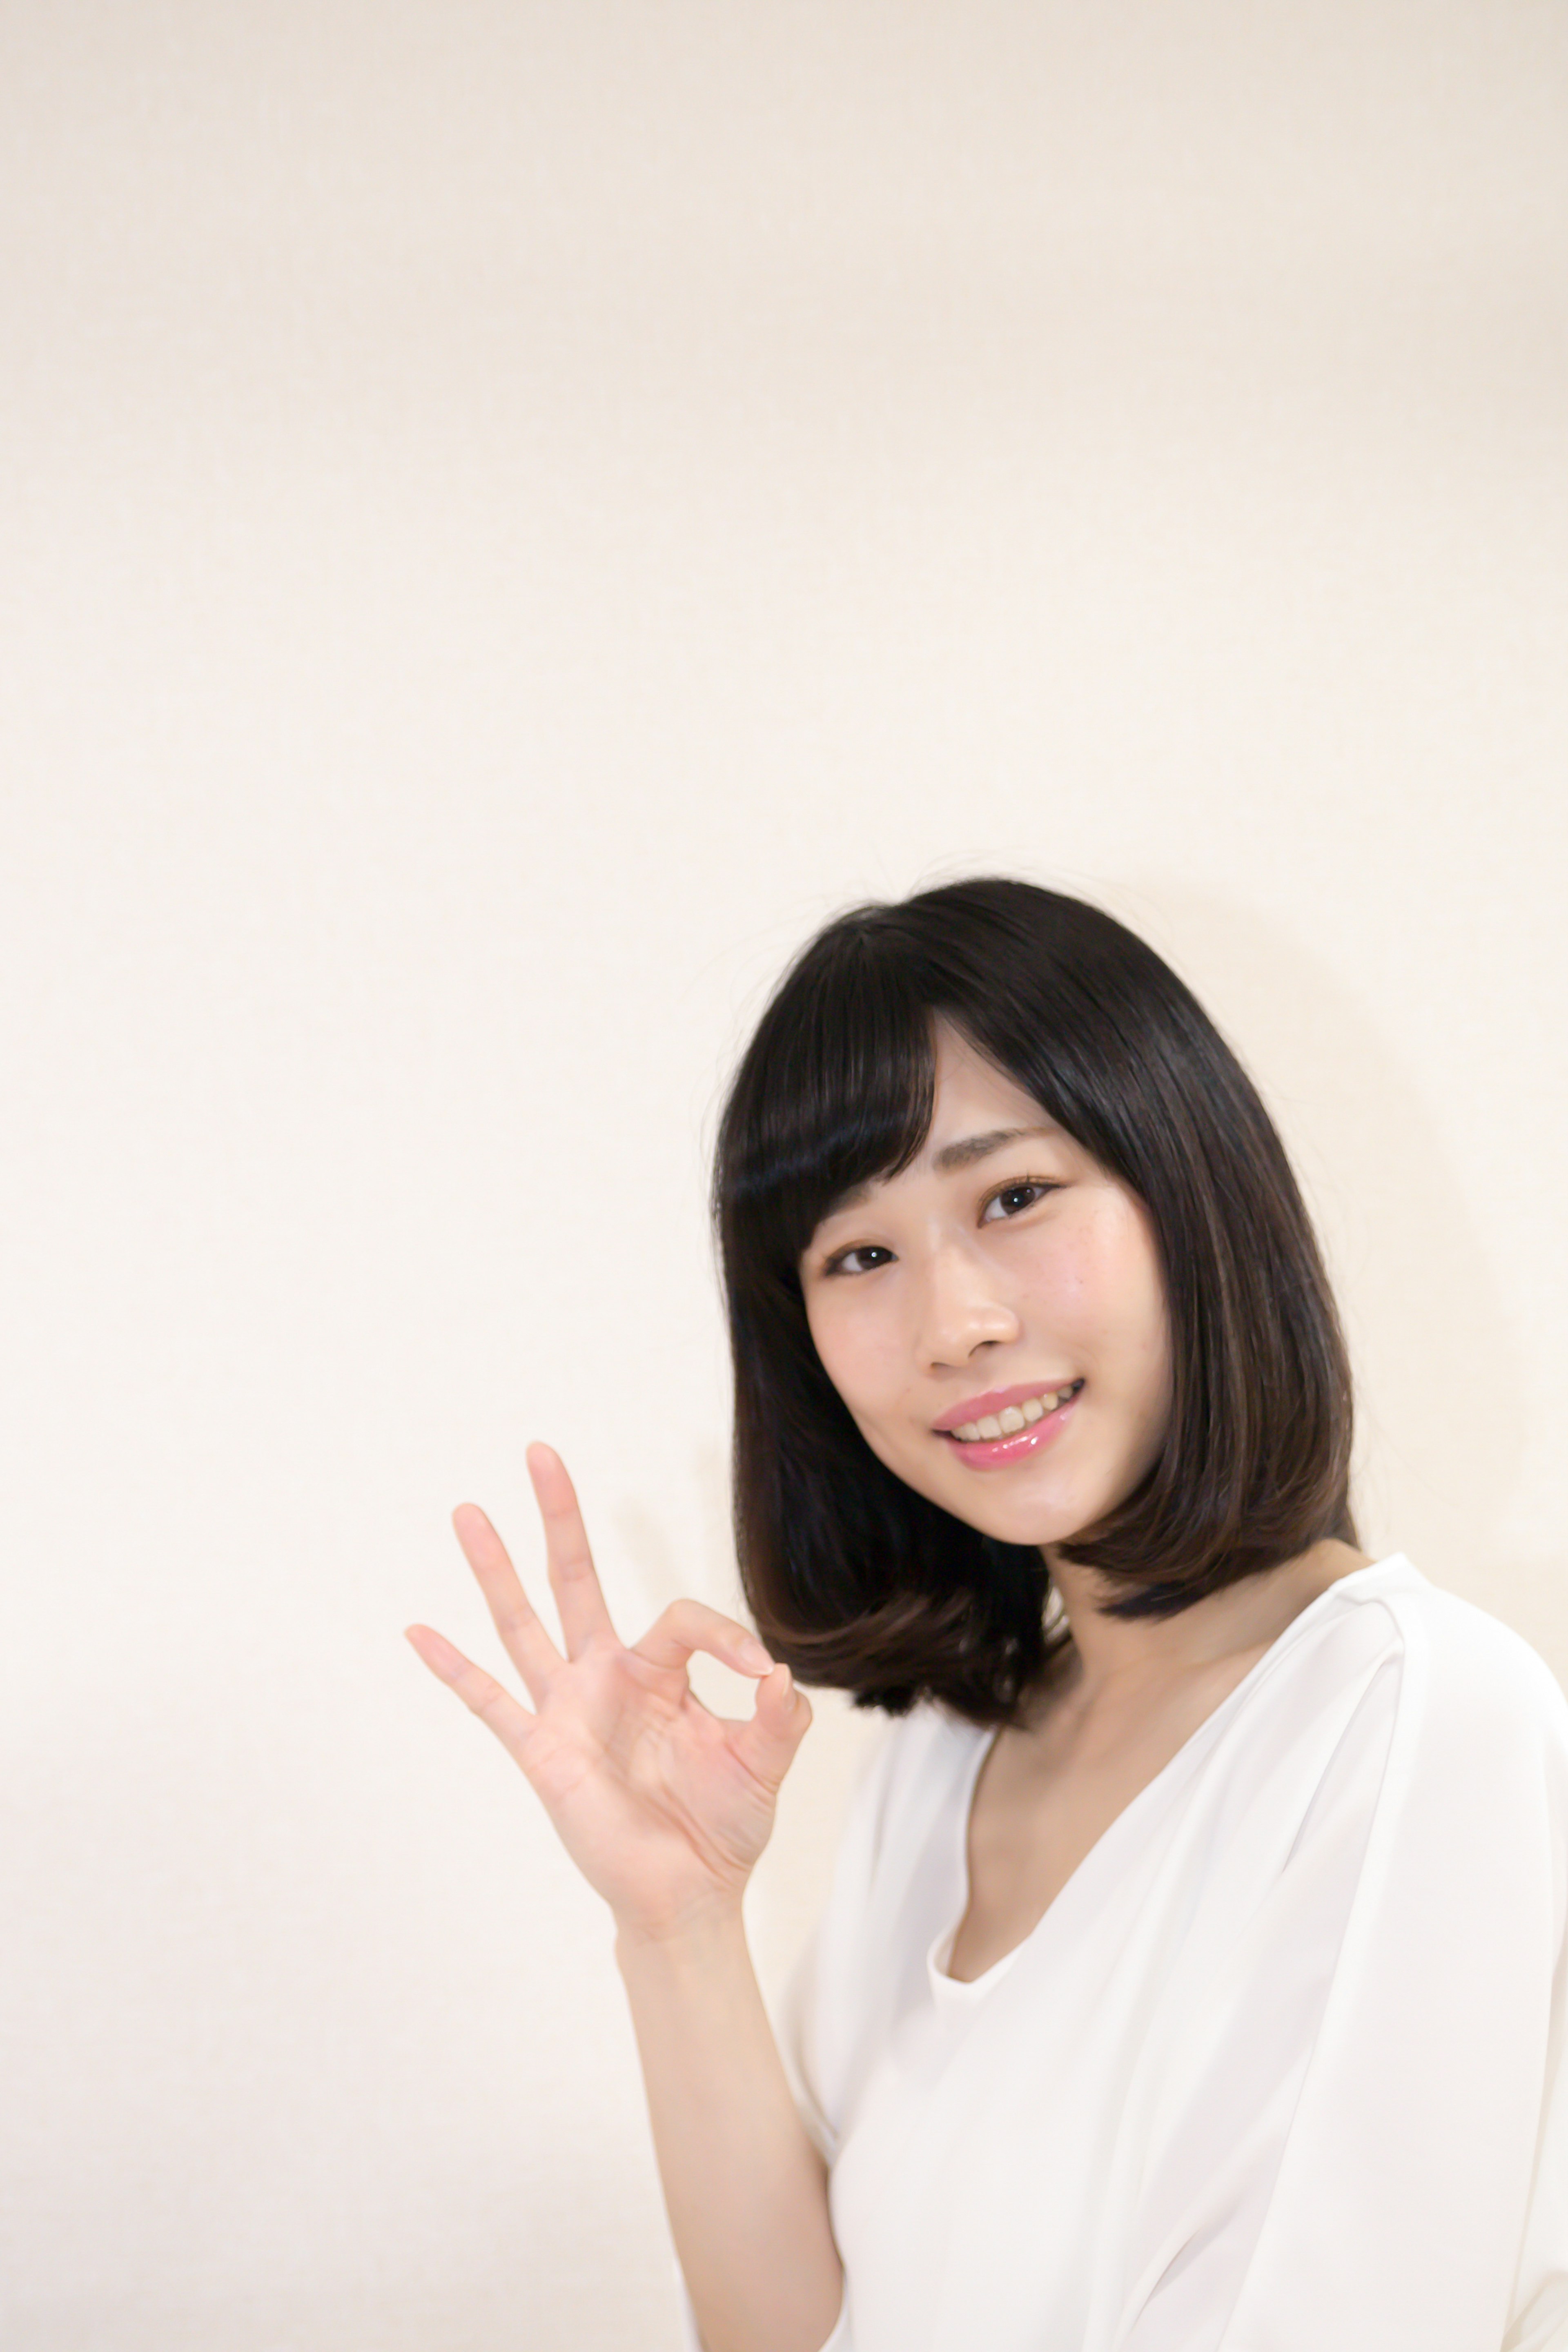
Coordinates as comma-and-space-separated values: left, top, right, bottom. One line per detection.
711, 877, 1359, 1727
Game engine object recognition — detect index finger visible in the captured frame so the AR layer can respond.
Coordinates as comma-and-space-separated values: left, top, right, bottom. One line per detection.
525, 1441, 619, 1659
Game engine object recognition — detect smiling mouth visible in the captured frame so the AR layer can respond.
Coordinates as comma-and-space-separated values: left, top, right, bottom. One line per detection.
942, 1379, 1085, 1444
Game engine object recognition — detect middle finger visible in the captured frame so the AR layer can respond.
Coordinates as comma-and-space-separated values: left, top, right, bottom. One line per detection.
526, 1442, 621, 1660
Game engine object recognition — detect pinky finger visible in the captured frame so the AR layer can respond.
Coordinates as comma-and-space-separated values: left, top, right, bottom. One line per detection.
405, 1624, 538, 1765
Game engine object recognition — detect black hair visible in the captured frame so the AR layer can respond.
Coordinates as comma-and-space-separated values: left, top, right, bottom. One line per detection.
712, 877, 1358, 1726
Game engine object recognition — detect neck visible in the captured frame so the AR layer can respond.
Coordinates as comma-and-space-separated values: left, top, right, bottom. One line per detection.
1040, 1537, 1374, 1712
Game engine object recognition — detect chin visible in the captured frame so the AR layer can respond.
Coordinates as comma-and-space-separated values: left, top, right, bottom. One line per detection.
933, 1458, 1131, 1546
935, 1487, 1092, 1550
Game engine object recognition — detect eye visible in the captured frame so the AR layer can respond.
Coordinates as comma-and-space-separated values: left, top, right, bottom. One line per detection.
981, 1178, 1058, 1223
820, 1243, 895, 1278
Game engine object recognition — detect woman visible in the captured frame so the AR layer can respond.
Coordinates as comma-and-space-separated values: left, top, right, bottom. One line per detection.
407, 878, 1568, 2352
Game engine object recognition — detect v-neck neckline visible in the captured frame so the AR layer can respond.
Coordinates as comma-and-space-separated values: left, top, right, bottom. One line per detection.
929, 1552, 1417, 1997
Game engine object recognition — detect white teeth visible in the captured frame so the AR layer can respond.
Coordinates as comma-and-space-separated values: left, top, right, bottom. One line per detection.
948, 1382, 1080, 1443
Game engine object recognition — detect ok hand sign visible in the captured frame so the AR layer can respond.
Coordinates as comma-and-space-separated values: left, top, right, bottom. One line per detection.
405, 1444, 813, 1942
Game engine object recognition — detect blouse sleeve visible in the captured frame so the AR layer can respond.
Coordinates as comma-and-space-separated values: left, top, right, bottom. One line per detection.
1113, 1597, 1568, 2352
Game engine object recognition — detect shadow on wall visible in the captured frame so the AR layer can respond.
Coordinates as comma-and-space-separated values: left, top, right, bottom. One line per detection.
1141, 881, 1563, 1678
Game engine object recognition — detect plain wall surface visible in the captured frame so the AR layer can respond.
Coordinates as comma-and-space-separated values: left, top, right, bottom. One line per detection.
3, 4, 1566, 2346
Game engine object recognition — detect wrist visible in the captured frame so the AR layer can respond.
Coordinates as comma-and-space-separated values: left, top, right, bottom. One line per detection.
613, 1894, 750, 1973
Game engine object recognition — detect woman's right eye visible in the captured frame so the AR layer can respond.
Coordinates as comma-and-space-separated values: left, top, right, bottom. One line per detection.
824, 1244, 894, 1277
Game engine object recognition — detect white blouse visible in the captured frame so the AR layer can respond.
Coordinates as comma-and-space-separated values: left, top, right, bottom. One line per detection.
677, 1556, 1568, 2352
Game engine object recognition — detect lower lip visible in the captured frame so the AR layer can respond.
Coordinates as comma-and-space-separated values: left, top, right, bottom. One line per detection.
940, 1386, 1082, 1471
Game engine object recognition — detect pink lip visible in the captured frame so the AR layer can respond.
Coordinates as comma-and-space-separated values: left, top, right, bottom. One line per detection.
937, 1381, 1084, 1472
932, 1378, 1081, 1433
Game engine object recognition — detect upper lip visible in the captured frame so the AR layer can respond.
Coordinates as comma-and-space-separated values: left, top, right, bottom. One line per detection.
932, 1379, 1081, 1432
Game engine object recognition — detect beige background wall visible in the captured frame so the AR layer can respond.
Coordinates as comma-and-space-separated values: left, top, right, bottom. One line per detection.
3, 4, 1565, 2346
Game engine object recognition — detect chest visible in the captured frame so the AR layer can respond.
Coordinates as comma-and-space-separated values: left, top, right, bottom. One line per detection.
943, 1760, 1139, 1981
944, 1670, 1261, 1982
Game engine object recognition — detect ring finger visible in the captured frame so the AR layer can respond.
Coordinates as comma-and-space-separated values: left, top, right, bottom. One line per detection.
450, 1501, 564, 1703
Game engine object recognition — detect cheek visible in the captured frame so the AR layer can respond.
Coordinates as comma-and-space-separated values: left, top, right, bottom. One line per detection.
1105, 1222, 1174, 1419
804, 1294, 895, 1421
1028, 1199, 1169, 1383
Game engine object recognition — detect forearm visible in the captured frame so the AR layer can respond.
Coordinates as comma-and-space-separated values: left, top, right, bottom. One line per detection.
616, 1910, 844, 2352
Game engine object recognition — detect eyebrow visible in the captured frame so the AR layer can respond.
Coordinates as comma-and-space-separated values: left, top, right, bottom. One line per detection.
819, 1125, 1058, 1222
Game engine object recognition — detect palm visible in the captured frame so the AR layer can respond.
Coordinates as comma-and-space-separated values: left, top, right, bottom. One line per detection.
407, 1445, 812, 1937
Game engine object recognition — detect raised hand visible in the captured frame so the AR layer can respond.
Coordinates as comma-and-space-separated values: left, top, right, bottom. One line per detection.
405, 1443, 813, 1940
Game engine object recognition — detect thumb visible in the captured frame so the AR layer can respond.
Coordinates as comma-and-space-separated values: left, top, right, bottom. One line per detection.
734, 1660, 813, 1790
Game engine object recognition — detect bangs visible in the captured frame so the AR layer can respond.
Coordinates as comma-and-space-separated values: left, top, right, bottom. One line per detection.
723, 929, 939, 1276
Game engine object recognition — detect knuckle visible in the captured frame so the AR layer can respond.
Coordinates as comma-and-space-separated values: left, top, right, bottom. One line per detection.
466, 1673, 509, 1721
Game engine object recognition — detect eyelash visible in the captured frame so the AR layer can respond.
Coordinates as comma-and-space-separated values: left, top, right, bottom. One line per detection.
820, 1178, 1059, 1278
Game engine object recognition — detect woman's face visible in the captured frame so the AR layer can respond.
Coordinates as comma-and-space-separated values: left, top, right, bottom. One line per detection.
799, 1021, 1172, 1554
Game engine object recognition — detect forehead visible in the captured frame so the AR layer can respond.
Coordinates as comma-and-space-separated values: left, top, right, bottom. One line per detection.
815, 1025, 1073, 1223
927, 1022, 1058, 1131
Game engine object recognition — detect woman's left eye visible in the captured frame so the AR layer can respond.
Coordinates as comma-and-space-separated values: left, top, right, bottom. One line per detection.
982, 1180, 1055, 1222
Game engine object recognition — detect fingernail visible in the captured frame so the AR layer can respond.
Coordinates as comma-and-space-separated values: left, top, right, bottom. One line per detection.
741, 1637, 774, 1673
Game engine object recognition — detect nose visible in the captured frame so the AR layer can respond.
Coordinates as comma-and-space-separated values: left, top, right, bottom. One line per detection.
915, 1237, 1020, 1370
